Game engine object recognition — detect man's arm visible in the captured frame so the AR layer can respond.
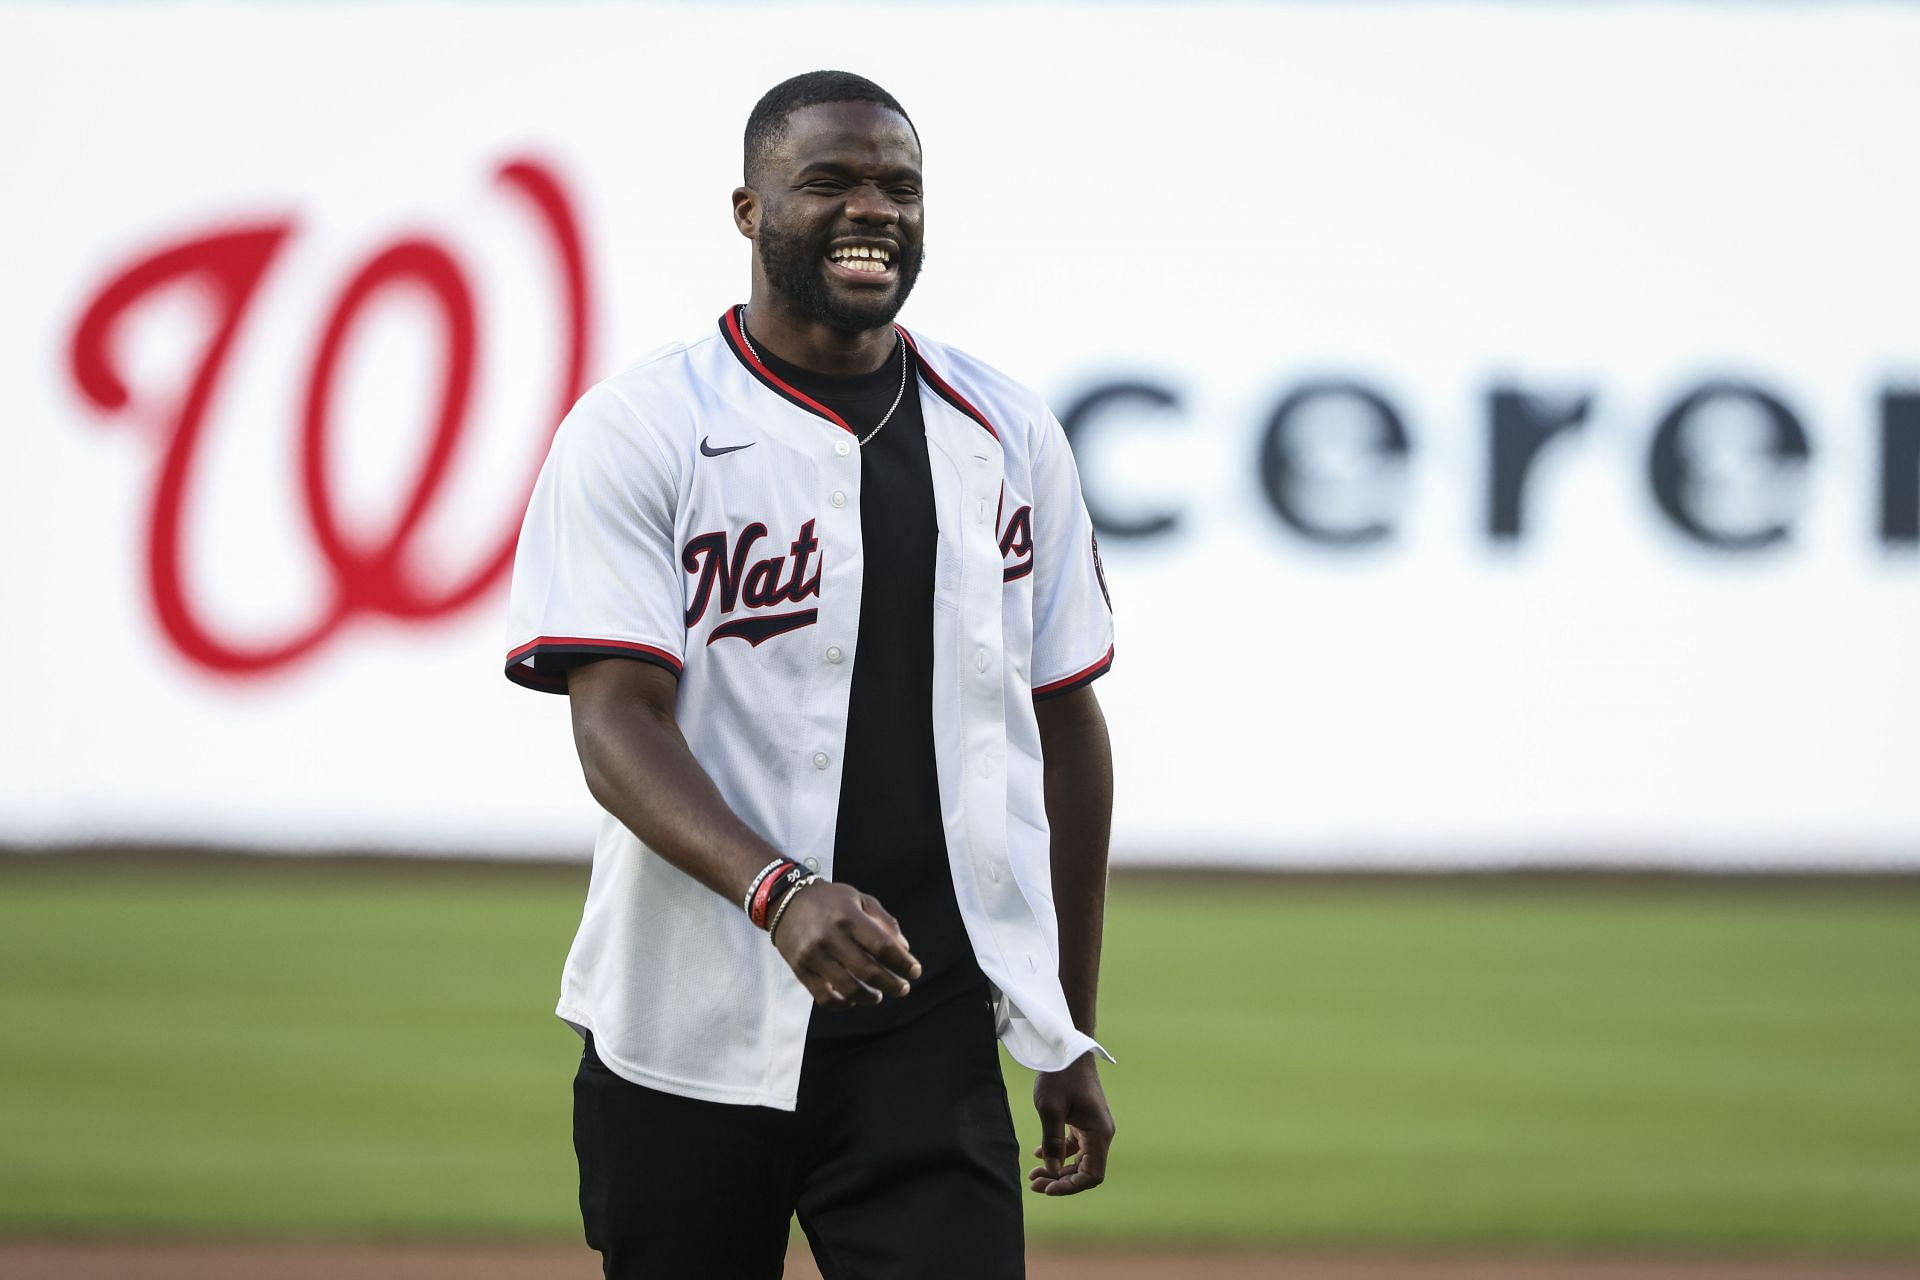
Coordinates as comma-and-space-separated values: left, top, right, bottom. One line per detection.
1027, 682, 1117, 1195
566, 657, 920, 1009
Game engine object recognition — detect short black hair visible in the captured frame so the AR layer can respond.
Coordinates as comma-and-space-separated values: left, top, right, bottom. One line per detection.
743, 70, 917, 184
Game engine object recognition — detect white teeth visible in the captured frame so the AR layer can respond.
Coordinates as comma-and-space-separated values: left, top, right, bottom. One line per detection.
829, 247, 892, 272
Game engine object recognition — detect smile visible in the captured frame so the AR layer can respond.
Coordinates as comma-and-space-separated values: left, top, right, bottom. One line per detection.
826, 244, 896, 278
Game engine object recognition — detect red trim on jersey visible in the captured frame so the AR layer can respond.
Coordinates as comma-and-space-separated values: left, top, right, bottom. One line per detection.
719, 308, 999, 444
1031, 645, 1115, 699
507, 635, 684, 671
897, 329, 999, 441
505, 637, 685, 693
719, 308, 861, 435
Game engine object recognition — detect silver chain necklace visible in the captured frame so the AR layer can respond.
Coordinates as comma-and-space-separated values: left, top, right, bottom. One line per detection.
738, 310, 908, 447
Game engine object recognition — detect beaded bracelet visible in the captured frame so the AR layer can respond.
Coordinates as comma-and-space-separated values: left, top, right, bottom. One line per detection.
766, 875, 822, 943
737, 855, 791, 924
741, 858, 789, 918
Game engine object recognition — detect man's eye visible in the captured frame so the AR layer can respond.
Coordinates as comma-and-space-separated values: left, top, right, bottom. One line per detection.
888, 188, 922, 201
803, 181, 846, 192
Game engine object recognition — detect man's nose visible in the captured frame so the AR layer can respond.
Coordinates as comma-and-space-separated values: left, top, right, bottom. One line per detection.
844, 185, 900, 223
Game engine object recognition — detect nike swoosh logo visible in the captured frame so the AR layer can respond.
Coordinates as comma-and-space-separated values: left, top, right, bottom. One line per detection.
701, 437, 755, 457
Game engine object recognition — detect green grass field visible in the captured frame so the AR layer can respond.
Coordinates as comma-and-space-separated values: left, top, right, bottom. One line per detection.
1, 860, 1916, 1252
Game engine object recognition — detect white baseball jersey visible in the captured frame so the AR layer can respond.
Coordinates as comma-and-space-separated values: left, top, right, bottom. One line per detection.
503, 309, 1116, 1109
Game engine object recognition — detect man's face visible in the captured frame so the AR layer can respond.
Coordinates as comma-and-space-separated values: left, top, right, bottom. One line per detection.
750, 100, 925, 333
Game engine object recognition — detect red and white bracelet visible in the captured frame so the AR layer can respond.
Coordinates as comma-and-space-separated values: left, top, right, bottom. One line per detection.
743, 858, 812, 930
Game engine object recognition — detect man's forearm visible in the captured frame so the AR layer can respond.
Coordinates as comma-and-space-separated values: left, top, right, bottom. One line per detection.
1035, 686, 1114, 1037
568, 659, 781, 904
568, 658, 920, 1010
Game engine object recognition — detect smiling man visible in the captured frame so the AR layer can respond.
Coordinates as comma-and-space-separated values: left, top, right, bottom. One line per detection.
503, 70, 1117, 1279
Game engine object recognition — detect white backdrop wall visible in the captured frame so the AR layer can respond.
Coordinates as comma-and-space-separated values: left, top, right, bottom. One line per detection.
4, 3, 1918, 867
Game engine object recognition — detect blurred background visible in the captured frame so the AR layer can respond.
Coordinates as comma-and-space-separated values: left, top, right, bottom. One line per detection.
3, 2, 1917, 1277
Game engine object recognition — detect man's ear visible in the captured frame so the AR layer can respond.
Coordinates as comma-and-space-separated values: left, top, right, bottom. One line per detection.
731, 187, 759, 239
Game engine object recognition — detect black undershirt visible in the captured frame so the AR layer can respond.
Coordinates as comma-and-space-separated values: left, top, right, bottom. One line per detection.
752, 334, 989, 1039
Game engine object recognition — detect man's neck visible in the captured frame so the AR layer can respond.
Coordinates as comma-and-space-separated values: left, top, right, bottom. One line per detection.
741, 296, 897, 378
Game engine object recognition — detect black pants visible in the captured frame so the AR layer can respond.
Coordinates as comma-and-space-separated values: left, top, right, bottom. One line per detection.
573, 990, 1025, 1279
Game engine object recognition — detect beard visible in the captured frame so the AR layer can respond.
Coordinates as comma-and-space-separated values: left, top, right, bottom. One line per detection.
756, 214, 925, 332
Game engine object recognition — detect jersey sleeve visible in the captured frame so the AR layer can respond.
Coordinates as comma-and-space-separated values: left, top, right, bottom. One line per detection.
1028, 406, 1116, 700
502, 382, 687, 694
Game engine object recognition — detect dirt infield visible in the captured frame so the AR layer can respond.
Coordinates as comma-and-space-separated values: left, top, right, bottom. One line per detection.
4, 1244, 1916, 1279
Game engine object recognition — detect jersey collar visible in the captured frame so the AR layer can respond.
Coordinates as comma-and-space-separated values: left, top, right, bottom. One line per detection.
718, 306, 998, 442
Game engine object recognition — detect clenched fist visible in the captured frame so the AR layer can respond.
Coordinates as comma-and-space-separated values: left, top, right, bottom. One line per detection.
771, 882, 921, 1009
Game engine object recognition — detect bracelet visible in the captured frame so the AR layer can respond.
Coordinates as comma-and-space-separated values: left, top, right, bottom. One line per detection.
750, 862, 809, 930
741, 858, 789, 918
766, 875, 821, 943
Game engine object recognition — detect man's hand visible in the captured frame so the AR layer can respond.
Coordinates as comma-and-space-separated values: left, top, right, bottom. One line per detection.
771, 882, 921, 1009
1028, 1052, 1114, 1195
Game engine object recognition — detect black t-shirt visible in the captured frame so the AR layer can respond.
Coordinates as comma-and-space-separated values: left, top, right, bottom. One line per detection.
751, 334, 990, 1039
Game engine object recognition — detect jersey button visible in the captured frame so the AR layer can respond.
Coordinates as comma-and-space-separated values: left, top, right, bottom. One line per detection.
835, 440, 851, 457
974, 647, 988, 673
825, 645, 844, 664
831, 490, 847, 508
811, 751, 830, 771
804, 857, 822, 873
